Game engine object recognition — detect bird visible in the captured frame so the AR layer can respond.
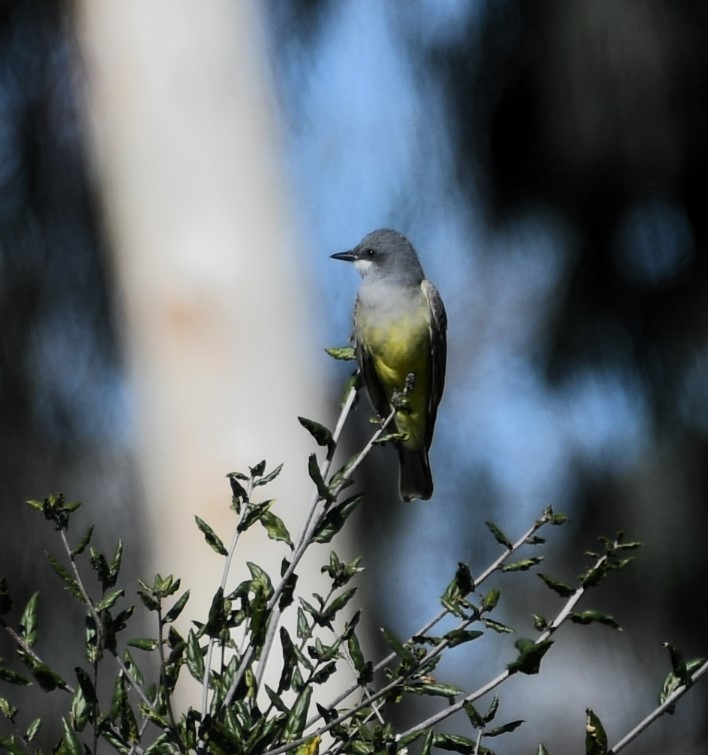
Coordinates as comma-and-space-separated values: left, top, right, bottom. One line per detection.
331, 229, 447, 501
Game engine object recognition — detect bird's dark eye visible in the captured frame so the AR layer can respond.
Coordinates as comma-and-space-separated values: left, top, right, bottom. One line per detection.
364, 248, 375, 257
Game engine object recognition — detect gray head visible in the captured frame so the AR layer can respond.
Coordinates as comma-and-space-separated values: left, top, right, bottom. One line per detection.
331, 228, 425, 285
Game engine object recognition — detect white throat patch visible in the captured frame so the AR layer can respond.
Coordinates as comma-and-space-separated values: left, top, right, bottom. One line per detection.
354, 259, 374, 276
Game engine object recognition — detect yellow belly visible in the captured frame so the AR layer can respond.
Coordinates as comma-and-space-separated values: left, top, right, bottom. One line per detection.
361, 310, 431, 449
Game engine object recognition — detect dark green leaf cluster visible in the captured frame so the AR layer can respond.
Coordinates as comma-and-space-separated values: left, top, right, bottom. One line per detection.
0, 392, 699, 755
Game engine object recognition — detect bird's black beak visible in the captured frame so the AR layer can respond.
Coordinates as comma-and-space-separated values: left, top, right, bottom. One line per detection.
330, 250, 356, 262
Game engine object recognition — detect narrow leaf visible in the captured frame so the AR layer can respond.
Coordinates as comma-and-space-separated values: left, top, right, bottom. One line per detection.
260, 511, 293, 548
46, 554, 84, 601
486, 520, 512, 549
95, 588, 124, 613
313, 495, 362, 543
298, 417, 335, 453
255, 462, 284, 487
381, 627, 416, 662
585, 708, 608, 755
307, 454, 335, 503
163, 589, 191, 624
486, 719, 524, 736
283, 687, 312, 743
502, 557, 543, 572
325, 346, 356, 361
538, 573, 575, 598
20, 592, 39, 647
507, 638, 553, 675
71, 525, 94, 557
186, 630, 205, 681
194, 516, 228, 556
571, 611, 621, 630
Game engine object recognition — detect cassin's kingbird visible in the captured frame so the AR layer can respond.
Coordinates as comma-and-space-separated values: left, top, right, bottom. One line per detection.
331, 229, 447, 501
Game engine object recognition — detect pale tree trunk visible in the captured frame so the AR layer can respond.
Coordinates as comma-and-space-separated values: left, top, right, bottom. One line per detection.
72, 0, 331, 701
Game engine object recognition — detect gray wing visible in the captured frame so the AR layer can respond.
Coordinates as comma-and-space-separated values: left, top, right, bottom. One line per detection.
353, 295, 390, 418
421, 279, 447, 448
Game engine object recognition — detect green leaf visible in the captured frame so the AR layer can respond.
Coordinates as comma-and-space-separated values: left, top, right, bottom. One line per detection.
507, 638, 553, 675
420, 730, 435, 755
312, 495, 362, 543
585, 708, 608, 755
71, 525, 94, 557
664, 642, 691, 687
278, 627, 298, 694
164, 589, 191, 624
372, 431, 408, 446
293, 735, 322, 755
279, 562, 298, 611
547, 509, 568, 526
265, 684, 289, 714
255, 462, 284, 487
20, 592, 39, 647
406, 680, 460, 699
312, 660, 338, 684
248, 562, 274, 598
204, 587, 227, 639
238, 499, 276, 533
486, 719, 524, 736
536, 746, 550, 755
260, 511, 293, 548
484, 695, 500, 723
570, 611, 621, 631
113, 674, 139, 744
444, 629, 484, 648
453, 562, 474, 595
46, 554, 84, 601
307, 454, 336, 503
502, 556, 543, 572
0, 697, 18, 720
227, 473, 249, 503
24, 718, 41, 742
381, 627, 416, 662
283, 686, 312, 742
481, 587, 501, 612
434, 732, 482, 753
348, 631, 373, 685
483, 618, 513, 634
70, 684, 90, 732
23, 658, 66, 692
250, 460, 267, 478
186, 630, 205, 682
95, 588, 124, 613
109, 539, 123, 585
321, 587, 357, 624
462, 701, 484, 727
660, 656, 705, 712
128, 638, 158, 651
0, 667, 31, 686
298, 417, 335, 454
59, 717, 84, 755
90, 547, 111, 589
486, 520, 512, 549
296, 607, 309, 638
538, 573, 575, 598
194, 516, 228, 556
325, 346, 356, 361
74, 666, 98, 706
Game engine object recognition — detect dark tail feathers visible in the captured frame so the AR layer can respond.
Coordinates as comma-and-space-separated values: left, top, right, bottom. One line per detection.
397, 447, 433, 502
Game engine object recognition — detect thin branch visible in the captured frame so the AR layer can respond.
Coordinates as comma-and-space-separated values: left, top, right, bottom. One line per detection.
396, 546, 614, 742
225, 383, 386, 709
304, 510, 552, 730
608, 659, 708, 754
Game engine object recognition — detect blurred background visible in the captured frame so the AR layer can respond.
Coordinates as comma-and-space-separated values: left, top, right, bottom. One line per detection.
1, 0, 707, 751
